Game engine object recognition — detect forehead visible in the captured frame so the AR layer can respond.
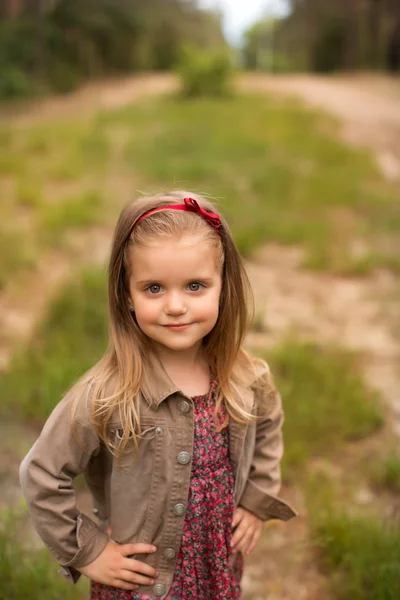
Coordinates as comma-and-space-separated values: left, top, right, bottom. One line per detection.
129, 234, 221, 281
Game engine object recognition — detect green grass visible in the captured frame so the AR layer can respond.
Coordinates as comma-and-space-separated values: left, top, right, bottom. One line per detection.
96, 92, 400, 273
312, 504, 400, 600
262, 339, 384, 479
262, 339, 394, 600
0, 267, 108, 421
2, 91, 399, 291
40, 189, 105, 245
0, 119, 113, 286
370, 451, 400, 494
0, 226, 37, 290
0, 504, 89, 600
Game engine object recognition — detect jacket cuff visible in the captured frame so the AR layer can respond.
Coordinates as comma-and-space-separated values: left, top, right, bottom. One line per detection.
239, 481, 298, 522
58, 513, 109, 584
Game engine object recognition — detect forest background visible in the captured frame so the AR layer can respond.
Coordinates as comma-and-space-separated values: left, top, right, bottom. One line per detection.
1, 0, 399, 100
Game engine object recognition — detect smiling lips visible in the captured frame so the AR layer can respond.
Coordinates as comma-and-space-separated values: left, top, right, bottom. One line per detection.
162, 323, 192, 330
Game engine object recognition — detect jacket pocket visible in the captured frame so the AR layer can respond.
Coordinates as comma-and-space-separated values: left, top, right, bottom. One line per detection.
108, 420, 166, 544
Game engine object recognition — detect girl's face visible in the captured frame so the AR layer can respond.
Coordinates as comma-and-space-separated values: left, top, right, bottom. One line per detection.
128, 233, 222, 359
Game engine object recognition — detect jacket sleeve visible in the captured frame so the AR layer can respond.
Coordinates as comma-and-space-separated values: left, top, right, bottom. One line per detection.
19, 384, 109, 584
238, 366, 298, 522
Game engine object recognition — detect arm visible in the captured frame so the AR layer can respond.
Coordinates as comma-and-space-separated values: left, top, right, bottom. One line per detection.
19, 385, 109, 584
238, 367, 297, 522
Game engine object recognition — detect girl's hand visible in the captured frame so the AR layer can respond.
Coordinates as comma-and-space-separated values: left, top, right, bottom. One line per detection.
77, 539, 158, 591
231, 506, 263, 555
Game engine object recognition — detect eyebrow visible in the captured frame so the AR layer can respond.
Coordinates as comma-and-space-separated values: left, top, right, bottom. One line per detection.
136, 277, 215, 286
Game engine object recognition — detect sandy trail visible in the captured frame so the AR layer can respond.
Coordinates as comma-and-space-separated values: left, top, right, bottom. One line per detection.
241, 73, 400, 182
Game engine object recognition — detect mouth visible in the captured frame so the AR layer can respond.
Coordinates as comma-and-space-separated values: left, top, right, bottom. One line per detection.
162, 323, 192, 330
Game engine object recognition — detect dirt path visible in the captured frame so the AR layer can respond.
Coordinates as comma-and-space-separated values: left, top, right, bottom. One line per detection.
2, 73, 400, 599
12, 73, 178, 127
241, 73, 400, 182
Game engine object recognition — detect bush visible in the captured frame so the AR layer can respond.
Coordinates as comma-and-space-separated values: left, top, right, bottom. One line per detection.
0, 66, 36, 99
177, 46, 234, 98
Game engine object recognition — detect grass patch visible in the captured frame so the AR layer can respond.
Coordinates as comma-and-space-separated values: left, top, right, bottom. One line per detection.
16, 179, 43, 209
2, 91, 399, 291
312, 503, 400, 600
370, 451, 400, 494
0, 226, 37, 289
0, 116, 115, 286
262, 339, 384, 478
0, 267, 108, 422
40, 190, 104, 245
0, 503, 89, 599
96, 92, 399, 273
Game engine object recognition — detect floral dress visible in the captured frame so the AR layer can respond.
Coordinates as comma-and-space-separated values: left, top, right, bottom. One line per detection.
90, 379, 243, 600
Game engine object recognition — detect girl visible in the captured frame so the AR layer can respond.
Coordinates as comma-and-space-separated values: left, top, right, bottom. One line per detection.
19, 191, 296, 600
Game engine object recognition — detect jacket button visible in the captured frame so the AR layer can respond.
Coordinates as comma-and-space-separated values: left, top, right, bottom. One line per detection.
173, 503, 185, 516
92, 508, 99, 515
154, 583, 166, 596
178, 400, 190, 414
177, 451, 191, 465
163, 547, 176, 559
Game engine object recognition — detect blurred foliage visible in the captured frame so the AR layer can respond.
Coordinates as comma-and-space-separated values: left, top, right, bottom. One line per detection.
312, 506, 400, 600
243, 0, 400, 72
0, 0, 226, 99
242, 17, 294, 73
370, 450, 400, 494
0, 503, 89, 599
1, 268, 108, 422
177, 45, 234, 97
264, 340, 383, 479
105, 94, 399, 274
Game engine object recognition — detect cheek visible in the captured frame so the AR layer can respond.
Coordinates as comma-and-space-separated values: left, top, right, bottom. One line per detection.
197, 291, 221, 320
133, 297, 158, 325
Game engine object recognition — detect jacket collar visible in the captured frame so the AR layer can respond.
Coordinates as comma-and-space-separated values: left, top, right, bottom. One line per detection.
141, 351, 181, 408
141, 351, 255, 414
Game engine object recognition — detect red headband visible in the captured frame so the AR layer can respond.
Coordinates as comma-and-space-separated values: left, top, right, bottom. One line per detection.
133, 197, 222, 235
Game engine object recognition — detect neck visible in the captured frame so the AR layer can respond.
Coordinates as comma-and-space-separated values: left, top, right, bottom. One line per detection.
152, 341, 206, 372
150, 342, 211, 396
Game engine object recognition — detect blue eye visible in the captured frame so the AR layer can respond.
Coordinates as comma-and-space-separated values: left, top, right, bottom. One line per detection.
147, 284, 161, 294
188, 282, 202, 292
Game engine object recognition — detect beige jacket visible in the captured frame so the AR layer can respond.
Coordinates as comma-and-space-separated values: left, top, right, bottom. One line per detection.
19, 356, 297, 598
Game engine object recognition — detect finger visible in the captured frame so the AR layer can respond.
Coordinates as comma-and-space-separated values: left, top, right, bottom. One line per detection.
124, 558, 158, 578
120, 569, 156, 586
232, 508, 244, 529
235, 532, 253, 554
234, 528, 254, 554
113, 579, 139, 591
246, 528, 261, 555
120, 543, 157, 556
231, 521, 248, 548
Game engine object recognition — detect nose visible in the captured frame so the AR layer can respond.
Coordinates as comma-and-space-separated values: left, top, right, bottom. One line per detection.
164, 291, 187, 316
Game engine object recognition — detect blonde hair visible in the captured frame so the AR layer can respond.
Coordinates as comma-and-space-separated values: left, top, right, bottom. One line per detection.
70, 190, 256, 465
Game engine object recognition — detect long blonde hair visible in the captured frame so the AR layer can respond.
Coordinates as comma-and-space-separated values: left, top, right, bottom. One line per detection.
70, 190, 256, 463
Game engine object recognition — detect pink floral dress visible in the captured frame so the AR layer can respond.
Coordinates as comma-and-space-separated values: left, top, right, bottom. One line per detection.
90, 379, 243, 600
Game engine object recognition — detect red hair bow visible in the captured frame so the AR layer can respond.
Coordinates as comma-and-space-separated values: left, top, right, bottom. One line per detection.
182, 197, 221, 231
133, 197, 221, 234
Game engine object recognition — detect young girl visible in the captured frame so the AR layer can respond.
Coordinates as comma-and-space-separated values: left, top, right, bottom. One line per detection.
20, 191, 296, 600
